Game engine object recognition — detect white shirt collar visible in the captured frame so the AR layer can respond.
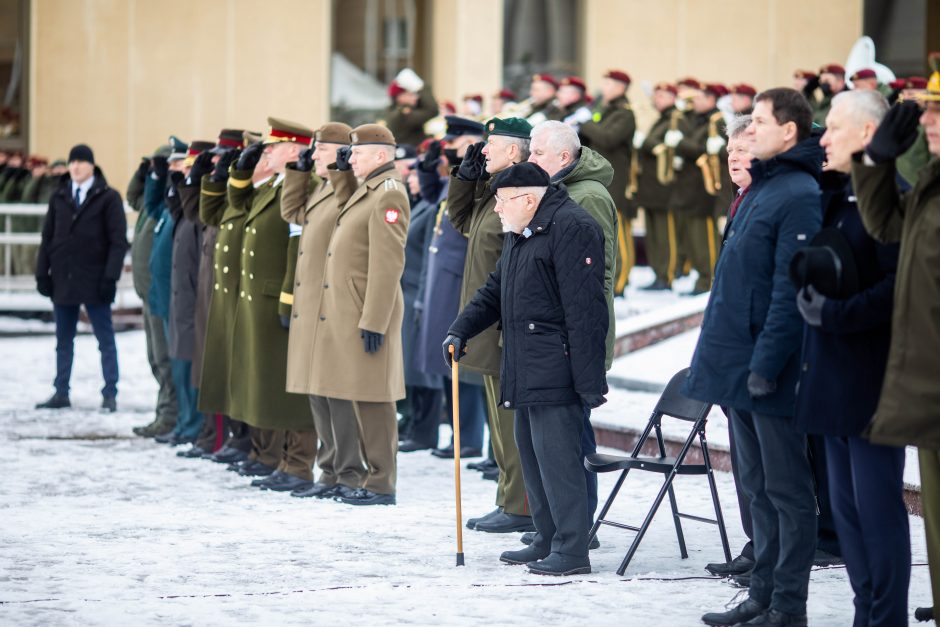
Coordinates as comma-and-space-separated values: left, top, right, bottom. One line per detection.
72, 176, 95, 195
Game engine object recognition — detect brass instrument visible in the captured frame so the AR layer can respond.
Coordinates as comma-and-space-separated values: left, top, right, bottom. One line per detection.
696, 112, 723, 196
654, 108, 684, 185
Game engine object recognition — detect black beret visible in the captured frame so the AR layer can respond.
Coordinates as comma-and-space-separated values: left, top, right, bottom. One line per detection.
490, 162, 550, 190
788, 227, 859, 298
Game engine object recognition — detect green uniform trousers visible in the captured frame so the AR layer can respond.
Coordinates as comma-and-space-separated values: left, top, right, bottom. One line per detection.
143, 305, 177, 426
678, 212, 719, 292
279, 429, 318, 481
614, 215, 635, 295
308, 395, 367, 489
249, 427, 285, 468
643, 207, 678, 286
483, 374, 528, 516
920, 449, 940, 607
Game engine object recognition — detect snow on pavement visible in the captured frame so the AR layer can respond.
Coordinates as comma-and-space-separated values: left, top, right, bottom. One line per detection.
0, 328, 931, 626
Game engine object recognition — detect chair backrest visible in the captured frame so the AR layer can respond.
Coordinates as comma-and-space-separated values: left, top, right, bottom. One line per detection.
653, 368, 712, 422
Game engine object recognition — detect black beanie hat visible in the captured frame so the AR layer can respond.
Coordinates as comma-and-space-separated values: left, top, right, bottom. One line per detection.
491, 161, 550, 190
68, 144, 95, 165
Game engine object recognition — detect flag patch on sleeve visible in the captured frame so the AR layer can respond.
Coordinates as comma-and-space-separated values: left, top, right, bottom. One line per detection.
384, 208, 400, 224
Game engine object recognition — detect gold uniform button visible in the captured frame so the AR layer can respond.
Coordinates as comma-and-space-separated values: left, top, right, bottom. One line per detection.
224, 287, 229, 293
248, 295, 253, 301
215, 243, 220, 250
252, 228, 257, 234
240, 291, 245, 297
250, 251, 255, 256
227, 224, 233, 230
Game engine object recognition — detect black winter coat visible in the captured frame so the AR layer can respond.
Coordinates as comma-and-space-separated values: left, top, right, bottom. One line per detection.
793, 173, 899, 436
36, 168, 128, 305
449, 184, 608, 409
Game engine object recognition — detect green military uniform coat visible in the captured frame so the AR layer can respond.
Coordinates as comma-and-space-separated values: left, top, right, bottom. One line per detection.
384, 85, 438, 147
579, 95, 637, 218
226, 168, 312, 429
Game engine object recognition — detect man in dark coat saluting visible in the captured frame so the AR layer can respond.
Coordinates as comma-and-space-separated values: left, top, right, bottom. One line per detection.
35, 144, 128, 411
445, 162, 608, 576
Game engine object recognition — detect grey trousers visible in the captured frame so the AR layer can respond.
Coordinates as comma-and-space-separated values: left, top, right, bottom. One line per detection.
143, 305, 177, 424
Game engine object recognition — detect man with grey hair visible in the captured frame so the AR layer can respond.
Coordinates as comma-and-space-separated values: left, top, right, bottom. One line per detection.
528, 119, 617, 541
448, 117, 536, 534
793, 89, 908, 626
445, 161, 608, 575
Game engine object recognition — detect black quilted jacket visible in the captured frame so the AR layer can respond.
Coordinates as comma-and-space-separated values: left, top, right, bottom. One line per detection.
449, 183, 608, 409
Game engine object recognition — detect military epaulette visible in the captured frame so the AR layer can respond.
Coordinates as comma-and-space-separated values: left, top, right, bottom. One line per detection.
383, 178, 400, 192
622, 102, 633, 111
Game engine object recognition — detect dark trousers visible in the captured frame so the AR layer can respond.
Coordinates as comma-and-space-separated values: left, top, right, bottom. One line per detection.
53, 303, 118, 399
443, 377, 486, 451
727, 413, 755, 560
162, 320, 203, 440
515, 402, 588, 558
403, 385, 444, 448
731, 409, 816, 615
825, 436, 909, 627
581, 406, 598, 528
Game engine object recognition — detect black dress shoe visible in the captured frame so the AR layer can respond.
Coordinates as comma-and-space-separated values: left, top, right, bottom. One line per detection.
399, 439, 435, 453
467, 458, 497, 472
176, 445, 208, 459
252, 470, 287, 487
481, 468, 500, 482
520, 531, 600, 550
238, 460, 276, 477
915, 606, 934, 622
100, 397, 117, 413
731, 571, 752, 588
336, 488, 396, 506
430, 446, 455, 458
705, 553, 756, 577
500, 545, 550, 565
264, 474, 313, 493
466, 507, 502, 530
740, 609, 807, 626
291, 482, 338, 498
639, 279, 672, 291
35, 394, 71, 409
473, 512, 536, 533
527, 553, 591, 576
702, 597, 767, 626
332, 484, 360, 500
209, 446, 250, 464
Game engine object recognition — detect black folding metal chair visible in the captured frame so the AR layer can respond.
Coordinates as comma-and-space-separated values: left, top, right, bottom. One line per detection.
586, 368, 732, 575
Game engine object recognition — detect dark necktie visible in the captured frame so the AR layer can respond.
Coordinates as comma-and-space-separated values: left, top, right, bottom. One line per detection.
74, 187, 82, 208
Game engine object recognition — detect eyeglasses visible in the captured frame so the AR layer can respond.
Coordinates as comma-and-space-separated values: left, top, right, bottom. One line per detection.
494, 193, 528, 204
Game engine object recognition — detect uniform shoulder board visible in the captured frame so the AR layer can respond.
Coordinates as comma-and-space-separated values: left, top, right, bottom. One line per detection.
383, 179, 400, 191
622, 102, 632, 111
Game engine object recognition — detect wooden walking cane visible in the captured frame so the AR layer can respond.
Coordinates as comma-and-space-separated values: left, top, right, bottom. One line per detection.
450, 345, 465, 566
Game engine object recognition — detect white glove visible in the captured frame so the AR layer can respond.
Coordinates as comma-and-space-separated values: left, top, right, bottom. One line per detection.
673, 156, 685, 171
706, 136, 726, 155
395, 68, 424, 93
568, 107, 593, 125
664, 130, 683, 148
632, 131, 646, 150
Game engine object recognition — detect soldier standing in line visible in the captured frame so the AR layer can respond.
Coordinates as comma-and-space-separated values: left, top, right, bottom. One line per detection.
448, 117, 536, 534
226, 118, 318, 493
634, 82, 681, 291
384, 68, 437, 148
579, 69, 637, 296
300, 124, 410, 506
524, 74, 564, 125
278, 121, 369, 500
664, 81, 726, 295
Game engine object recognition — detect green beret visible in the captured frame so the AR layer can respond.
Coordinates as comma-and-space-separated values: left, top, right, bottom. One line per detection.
484, 117, 532, 139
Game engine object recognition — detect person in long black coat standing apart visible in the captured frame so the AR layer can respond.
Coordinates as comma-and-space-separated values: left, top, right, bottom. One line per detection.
35, 144, 128, 411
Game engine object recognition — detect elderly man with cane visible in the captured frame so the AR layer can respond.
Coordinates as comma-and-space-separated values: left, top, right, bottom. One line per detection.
444, 161, 608, 576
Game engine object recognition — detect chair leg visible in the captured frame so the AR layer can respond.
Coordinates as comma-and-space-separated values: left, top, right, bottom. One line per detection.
616, 467, 681, 576
701, 432, 733, 563
588, 468, 630, 543
666, 481, 688, 558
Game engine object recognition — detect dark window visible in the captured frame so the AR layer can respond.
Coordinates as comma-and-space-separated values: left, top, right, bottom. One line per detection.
0, 0, 28, 150
863, 0, 930, 77
503, 0, 582, 99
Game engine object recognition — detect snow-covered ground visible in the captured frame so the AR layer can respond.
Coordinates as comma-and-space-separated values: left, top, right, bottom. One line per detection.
0, 322, 931, 626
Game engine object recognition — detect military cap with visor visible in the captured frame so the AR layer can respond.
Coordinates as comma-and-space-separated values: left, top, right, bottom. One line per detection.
210, 129, 246, 155
263, 117, 313, 146
443, 115, 485, 140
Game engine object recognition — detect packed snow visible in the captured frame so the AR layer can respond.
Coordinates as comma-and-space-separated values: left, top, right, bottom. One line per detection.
0, 319, 931, 625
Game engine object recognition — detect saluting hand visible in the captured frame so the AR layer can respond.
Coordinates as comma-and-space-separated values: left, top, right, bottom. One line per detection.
294, 147, 315, 172
335, 146, 353, 171
187, 151, 214, 185
865, 100, 922, 164
418, 140, 442, 173
211, 148, 240, 182
236, 142, 264, 172
456, 141, 486, 182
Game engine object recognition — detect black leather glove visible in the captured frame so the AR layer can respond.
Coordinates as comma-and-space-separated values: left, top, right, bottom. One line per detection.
866, 101, 922, 164
36, 276, 53, 298
169, 170, 185, 187
99, 278, 117, 304
418, 140, 442, 173
135, 158, 150, 184
187, 151, 214, 185
335, 146, 353, 171
801, 74, 820, 100
211, 149, 240, 182
456, 142, 486, 182
747, 371, 777, 399
442, 334, 466, 367
152, 155, 169, 179
279, 314, 291, 329
580, 393, 607, 409
362, 330, 384, 354
236, 142, 264, 172
294, 147, 315, 172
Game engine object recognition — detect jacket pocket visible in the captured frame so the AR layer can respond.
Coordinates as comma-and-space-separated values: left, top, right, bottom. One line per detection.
523, 321, 573, 391
346, 276, 365, 313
